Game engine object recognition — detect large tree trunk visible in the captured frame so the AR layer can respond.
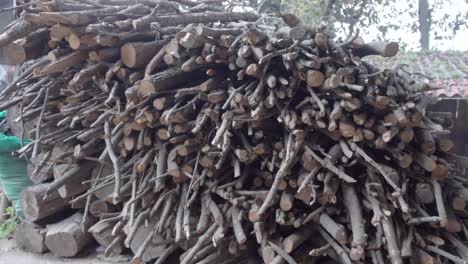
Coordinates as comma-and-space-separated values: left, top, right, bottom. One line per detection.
418, 0, 431, 50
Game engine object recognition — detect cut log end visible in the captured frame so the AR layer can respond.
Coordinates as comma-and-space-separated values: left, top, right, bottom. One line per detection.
384, 42, 399, 57
121, 43, 139, 68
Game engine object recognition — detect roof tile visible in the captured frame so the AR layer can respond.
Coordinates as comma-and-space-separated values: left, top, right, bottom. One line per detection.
365, 51, 468, 98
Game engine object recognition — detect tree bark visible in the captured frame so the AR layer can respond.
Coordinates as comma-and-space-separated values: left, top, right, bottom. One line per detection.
130, 222, 168, 262
0, 19, 39, 48
52, 163, 93, 198
88, 221, 124, 254
156, 12, 258, 27
121, 40, 168, 68
15, 220, 48, 254
45, 212, 94, 257
20, 183, 69, 222
0, 192, 9, 224
418, 0, 431, 50
4, 28, 49, 65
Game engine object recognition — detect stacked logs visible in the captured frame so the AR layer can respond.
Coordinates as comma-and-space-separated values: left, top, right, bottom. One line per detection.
1, 1, 468, 263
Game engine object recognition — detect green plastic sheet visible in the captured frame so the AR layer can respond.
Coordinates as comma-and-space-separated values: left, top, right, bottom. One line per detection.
0, 111, 32, 216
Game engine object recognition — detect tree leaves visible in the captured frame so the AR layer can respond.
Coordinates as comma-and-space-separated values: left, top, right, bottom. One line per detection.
279, 0, 467, 51
0, 207, 18, 238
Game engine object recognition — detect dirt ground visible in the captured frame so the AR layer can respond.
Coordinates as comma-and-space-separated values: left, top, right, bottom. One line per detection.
0, 237, 131, 264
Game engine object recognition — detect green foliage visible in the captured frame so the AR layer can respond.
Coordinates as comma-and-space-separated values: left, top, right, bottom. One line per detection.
278, 0, 467, 51
0, 207, 18, 238
282, 0, 322, 24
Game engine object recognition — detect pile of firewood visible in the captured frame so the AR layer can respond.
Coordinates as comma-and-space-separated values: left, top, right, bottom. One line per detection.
1, 0, 468, 263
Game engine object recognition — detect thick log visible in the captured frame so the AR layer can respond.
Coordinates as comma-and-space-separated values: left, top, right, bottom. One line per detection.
35, 50, 88, 76
52, 162, 93, 198
20, 183, 69, 222
89, 199, 117, 217
431, 162, 449, 180
68, 33, 97, 50
155, 12, 259, 27
37, 7, 123, 26
139, 68, 203, 96
306, 70, 325, 88
280, 190, 295, 211
437, 138, 454, 152
50, 24, 79, 42
415, 129, 436, 155
352, 41, 399, 58
398, 127, 414, 143
413, 152, 436, 172
15, 220, 48, 254
45, 212, 94, 257
4, 28, 49, 64
121, 40, 168, 68
0, 19, 39, 48
89, 48, 120, 62
130, 222, 168, 262
88, 221, 124, 255
196, 26, 243, 38
48, 47, 73, 62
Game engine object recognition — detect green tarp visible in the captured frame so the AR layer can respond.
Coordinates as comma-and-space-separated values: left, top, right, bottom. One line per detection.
0, 111, 32, 216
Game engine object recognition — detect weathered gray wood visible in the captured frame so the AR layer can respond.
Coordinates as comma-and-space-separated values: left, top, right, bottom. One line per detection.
53, 162, 94, 198
130, 221, 168, 262
89, 199, 117, 217
91, 166, 114, 200
45, 212, 94, 257
20, 183, 69, 222
88, 221, 123, 255
15, 220, 48, 254
0, 192, 9, 224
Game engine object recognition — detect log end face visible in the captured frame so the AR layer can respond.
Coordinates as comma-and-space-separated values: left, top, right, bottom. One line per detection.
350, 246, 364, 261
306, 70, 325, 88
121, 43, 138, 68
451, 196, 466, 211
444, 218, 462, 233
139, 79, 157, 97
421, 142, 436, 155
384, 42, 399, 57
68, 34, 81, 50
336, 228, 348, 244
45, 232, 80, 257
